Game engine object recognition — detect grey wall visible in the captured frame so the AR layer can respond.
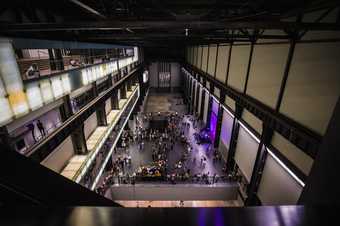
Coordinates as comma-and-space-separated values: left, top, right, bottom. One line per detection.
148, 62, 181, 88
110, 184, 238, 201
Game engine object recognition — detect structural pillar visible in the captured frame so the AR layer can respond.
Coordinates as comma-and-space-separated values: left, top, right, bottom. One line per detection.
226, 103, 243, 173
120, 84, 127, 99
214, 92, 226, 148
71, 124, 88, 154
96, 103, 107, 126
111, 89, 119, 110
60, 94, 73, 122
245, 123, 273, 206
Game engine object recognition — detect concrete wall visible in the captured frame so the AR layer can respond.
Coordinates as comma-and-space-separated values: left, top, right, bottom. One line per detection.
148, 62, 181, 88
84, 112, 97, 139
41, 136, 74, 173
110, 184, 238, 201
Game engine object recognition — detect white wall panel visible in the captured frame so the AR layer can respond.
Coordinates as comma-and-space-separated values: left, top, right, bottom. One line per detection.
197, 46, 202, 68
234, 125, 259, 181
41, 136, 74, 173
193, 47, 198, 67
201, 46, 209, 72
228, 44, 251, 92
257, 149, 303, 205
280, 42, 340, 134
84, 112, 98, 139
242, 109, 262, 134
215, 45, 230, 83
207, 45, 217, 76
247, 44, 289, 108
271, 132, 313, 175
224, 97, 235, 111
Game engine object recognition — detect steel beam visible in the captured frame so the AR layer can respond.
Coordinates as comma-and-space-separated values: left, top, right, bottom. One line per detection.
1, 21, 339, 32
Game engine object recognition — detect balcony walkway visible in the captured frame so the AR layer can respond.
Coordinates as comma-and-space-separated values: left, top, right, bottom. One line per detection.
60, 87, 137, 180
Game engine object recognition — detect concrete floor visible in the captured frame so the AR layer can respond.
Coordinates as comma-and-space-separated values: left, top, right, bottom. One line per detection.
111, 92, 224, 178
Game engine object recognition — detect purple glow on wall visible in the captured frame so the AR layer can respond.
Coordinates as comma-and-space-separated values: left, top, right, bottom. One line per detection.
210, 112, 218, 143
212, 98, 219, 114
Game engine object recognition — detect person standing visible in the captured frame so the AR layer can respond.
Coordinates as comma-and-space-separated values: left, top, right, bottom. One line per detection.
37, 120, 46, 137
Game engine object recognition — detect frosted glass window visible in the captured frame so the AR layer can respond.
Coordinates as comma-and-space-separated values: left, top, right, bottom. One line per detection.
0, 78, 12, 124
39, 79, 54, 104
82, 69, 89, 85
257, 149, 303, 205
234, 125, 259, 181
0, 98, 13, 125
51, 77, 64, 99
26, 82, 43, 110
61, 73, 71, 93
220, 109, 234, 150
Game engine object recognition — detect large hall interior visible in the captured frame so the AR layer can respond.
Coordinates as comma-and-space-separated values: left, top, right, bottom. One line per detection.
0, 0, 340, 225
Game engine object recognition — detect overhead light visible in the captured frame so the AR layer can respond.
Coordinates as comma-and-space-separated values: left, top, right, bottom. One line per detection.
185, 28, 189, 36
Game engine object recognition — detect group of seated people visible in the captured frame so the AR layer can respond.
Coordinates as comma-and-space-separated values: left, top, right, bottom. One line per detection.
136, 160, 166, 179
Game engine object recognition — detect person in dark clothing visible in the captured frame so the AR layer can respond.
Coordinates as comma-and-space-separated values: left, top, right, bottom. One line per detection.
27, 123, 36, 142
37, 120, 46, 137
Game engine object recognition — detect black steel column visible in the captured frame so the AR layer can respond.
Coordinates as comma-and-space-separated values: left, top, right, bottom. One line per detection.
245, 123, 273, 206
299, 97, 340, 205
96, 103, 107, 126
199, 77, 207, 121
54, 49, 64, 71
206, 84, 214, 127
92, 81, 98, 98
71, 124, 88, 154
126, 79, 132, 91
275, 38, 296, 111
214, 91, 226, 148
120, 84, 127, 99
111, 89, 119, 110
107, 74, 113, 87
48, 49, 56, 71
60, 94, 73, 122
195, 82, 200, 115
225, 42, 233, 85
226, 103, 243, 173
192, 81, 196, 115
243, 41, 255, 93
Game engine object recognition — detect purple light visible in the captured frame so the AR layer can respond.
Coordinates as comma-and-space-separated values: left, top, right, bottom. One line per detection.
210, 112, 218, 143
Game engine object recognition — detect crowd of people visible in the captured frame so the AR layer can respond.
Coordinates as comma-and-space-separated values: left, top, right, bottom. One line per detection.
95, 111, 229, 196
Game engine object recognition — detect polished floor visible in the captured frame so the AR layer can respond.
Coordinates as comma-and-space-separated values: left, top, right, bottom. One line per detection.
115, 200, 240, 207
1, 206, 332, 226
